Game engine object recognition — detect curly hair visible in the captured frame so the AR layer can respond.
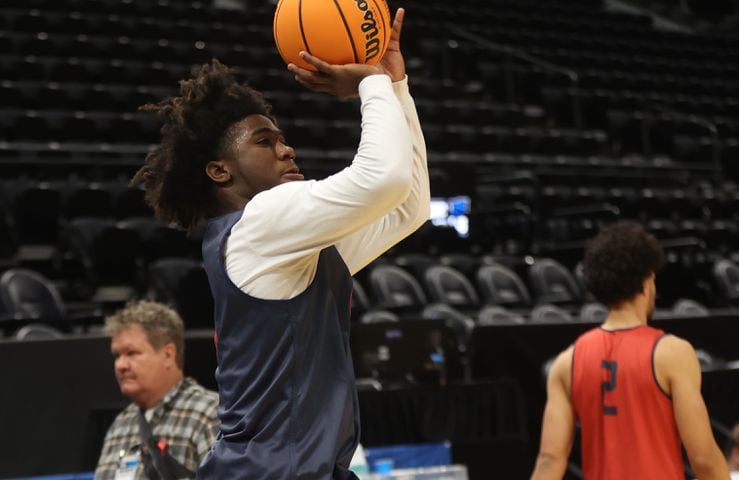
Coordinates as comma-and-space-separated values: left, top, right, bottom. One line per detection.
582, 222, 665, 307
105, 300, 186, 369
131, 59, 275, 232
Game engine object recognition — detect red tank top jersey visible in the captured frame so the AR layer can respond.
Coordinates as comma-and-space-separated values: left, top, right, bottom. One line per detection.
571, 326, 683, 480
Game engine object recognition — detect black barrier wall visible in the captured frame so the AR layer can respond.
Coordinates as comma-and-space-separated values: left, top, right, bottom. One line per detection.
1, 317, 738, 478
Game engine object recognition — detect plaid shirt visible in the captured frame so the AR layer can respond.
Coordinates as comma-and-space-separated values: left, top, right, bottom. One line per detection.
94, 377, 219, 480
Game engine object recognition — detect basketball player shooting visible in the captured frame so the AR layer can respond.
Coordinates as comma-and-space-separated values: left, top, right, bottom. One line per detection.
530, 223, 729, 480
132, 8, 428, 479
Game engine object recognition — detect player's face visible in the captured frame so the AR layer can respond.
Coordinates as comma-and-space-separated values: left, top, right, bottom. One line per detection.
111, 324, 173, 405
226, 114, 302, 200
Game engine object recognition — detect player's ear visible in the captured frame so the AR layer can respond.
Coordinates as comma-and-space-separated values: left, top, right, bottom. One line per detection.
206, 160, 232, 185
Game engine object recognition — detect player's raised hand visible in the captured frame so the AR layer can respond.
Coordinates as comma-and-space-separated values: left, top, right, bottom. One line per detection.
377, 8, 405, 83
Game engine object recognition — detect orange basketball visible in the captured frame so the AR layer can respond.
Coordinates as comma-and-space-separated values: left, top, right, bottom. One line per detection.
274, 0, 392, 71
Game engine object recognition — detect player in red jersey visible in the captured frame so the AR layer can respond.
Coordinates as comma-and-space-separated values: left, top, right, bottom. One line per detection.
531, 222, 729, 480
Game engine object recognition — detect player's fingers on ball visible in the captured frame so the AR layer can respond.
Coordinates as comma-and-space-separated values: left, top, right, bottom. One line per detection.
299, 52, 332, 73
391, 8, 404, 41
292, 67, 326, 84
287, 63, 306, 74
293, 76, 319, 90
288, 66, 318, 79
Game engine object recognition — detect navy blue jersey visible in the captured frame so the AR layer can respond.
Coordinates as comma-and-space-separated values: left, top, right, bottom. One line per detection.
198, 211, 359, 479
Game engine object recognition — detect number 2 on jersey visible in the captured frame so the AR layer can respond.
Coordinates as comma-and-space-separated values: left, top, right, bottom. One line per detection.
601, 360, 618, 415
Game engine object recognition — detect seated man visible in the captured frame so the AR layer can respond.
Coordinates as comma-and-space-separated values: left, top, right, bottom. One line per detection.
95, 301, 219, 479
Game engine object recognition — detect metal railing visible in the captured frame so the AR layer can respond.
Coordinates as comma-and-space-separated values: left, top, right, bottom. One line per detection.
644, 103, 722, 181
445, 26, 583, 129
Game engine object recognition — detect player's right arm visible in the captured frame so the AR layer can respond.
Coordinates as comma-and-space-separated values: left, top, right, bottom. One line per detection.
224, 71, 414, 298
531, 347, 576, 480
655, 335, 730, 480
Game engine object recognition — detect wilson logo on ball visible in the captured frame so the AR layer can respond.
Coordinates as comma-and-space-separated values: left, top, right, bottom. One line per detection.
354, 0, 381, 61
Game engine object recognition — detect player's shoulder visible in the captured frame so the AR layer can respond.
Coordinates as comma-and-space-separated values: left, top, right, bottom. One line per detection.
655, 333, 694, 356
550, 345, 574, 379
654, 333, 698, 369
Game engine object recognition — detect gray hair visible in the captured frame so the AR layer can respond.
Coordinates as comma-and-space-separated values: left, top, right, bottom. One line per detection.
105, 300, 185, 369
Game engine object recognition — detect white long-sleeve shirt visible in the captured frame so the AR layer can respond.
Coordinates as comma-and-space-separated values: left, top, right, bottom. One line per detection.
224, 74, 429, 300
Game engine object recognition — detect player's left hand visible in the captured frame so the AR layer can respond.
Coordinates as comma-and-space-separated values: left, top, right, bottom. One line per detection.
377, 8, 406, 83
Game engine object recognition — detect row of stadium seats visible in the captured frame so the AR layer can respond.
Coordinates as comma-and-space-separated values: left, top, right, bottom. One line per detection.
1, 0, 246, 22
4, 246, 739, 331
3, 175, 738, 265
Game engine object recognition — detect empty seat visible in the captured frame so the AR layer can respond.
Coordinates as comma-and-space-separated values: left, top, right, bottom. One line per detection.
148, 258, 214, 329
14, 323, 64, 340
359, 310, 399, 324
424, 265, 480, 309
579, 302, 608, 323
368, 264, 428, 312
477, 305, 526, 325
530, 304, 574, 324
529, 258, 583, 305
60, 218, 141, 301
0, 268, 65, 324
712, 259, 739, 305
476, 263, 532, 308
672, 298, 709, 317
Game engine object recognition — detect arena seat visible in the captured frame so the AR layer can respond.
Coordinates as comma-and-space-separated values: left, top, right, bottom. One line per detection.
0, 268, 66, 324
530, 304, 575, 324
477, 305, 526, 326
148, 257, 214, 329
369, 264, 428, 313
578, 302, 608, 323
360, 309, 400, 324
14, 322, 64, 340
424, 265, 480, 310
712, 258, 739, 306
476, 263, 533, 309
528, 258, 584, 305
59, 217, 140, 302
672, 298, 710, 317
